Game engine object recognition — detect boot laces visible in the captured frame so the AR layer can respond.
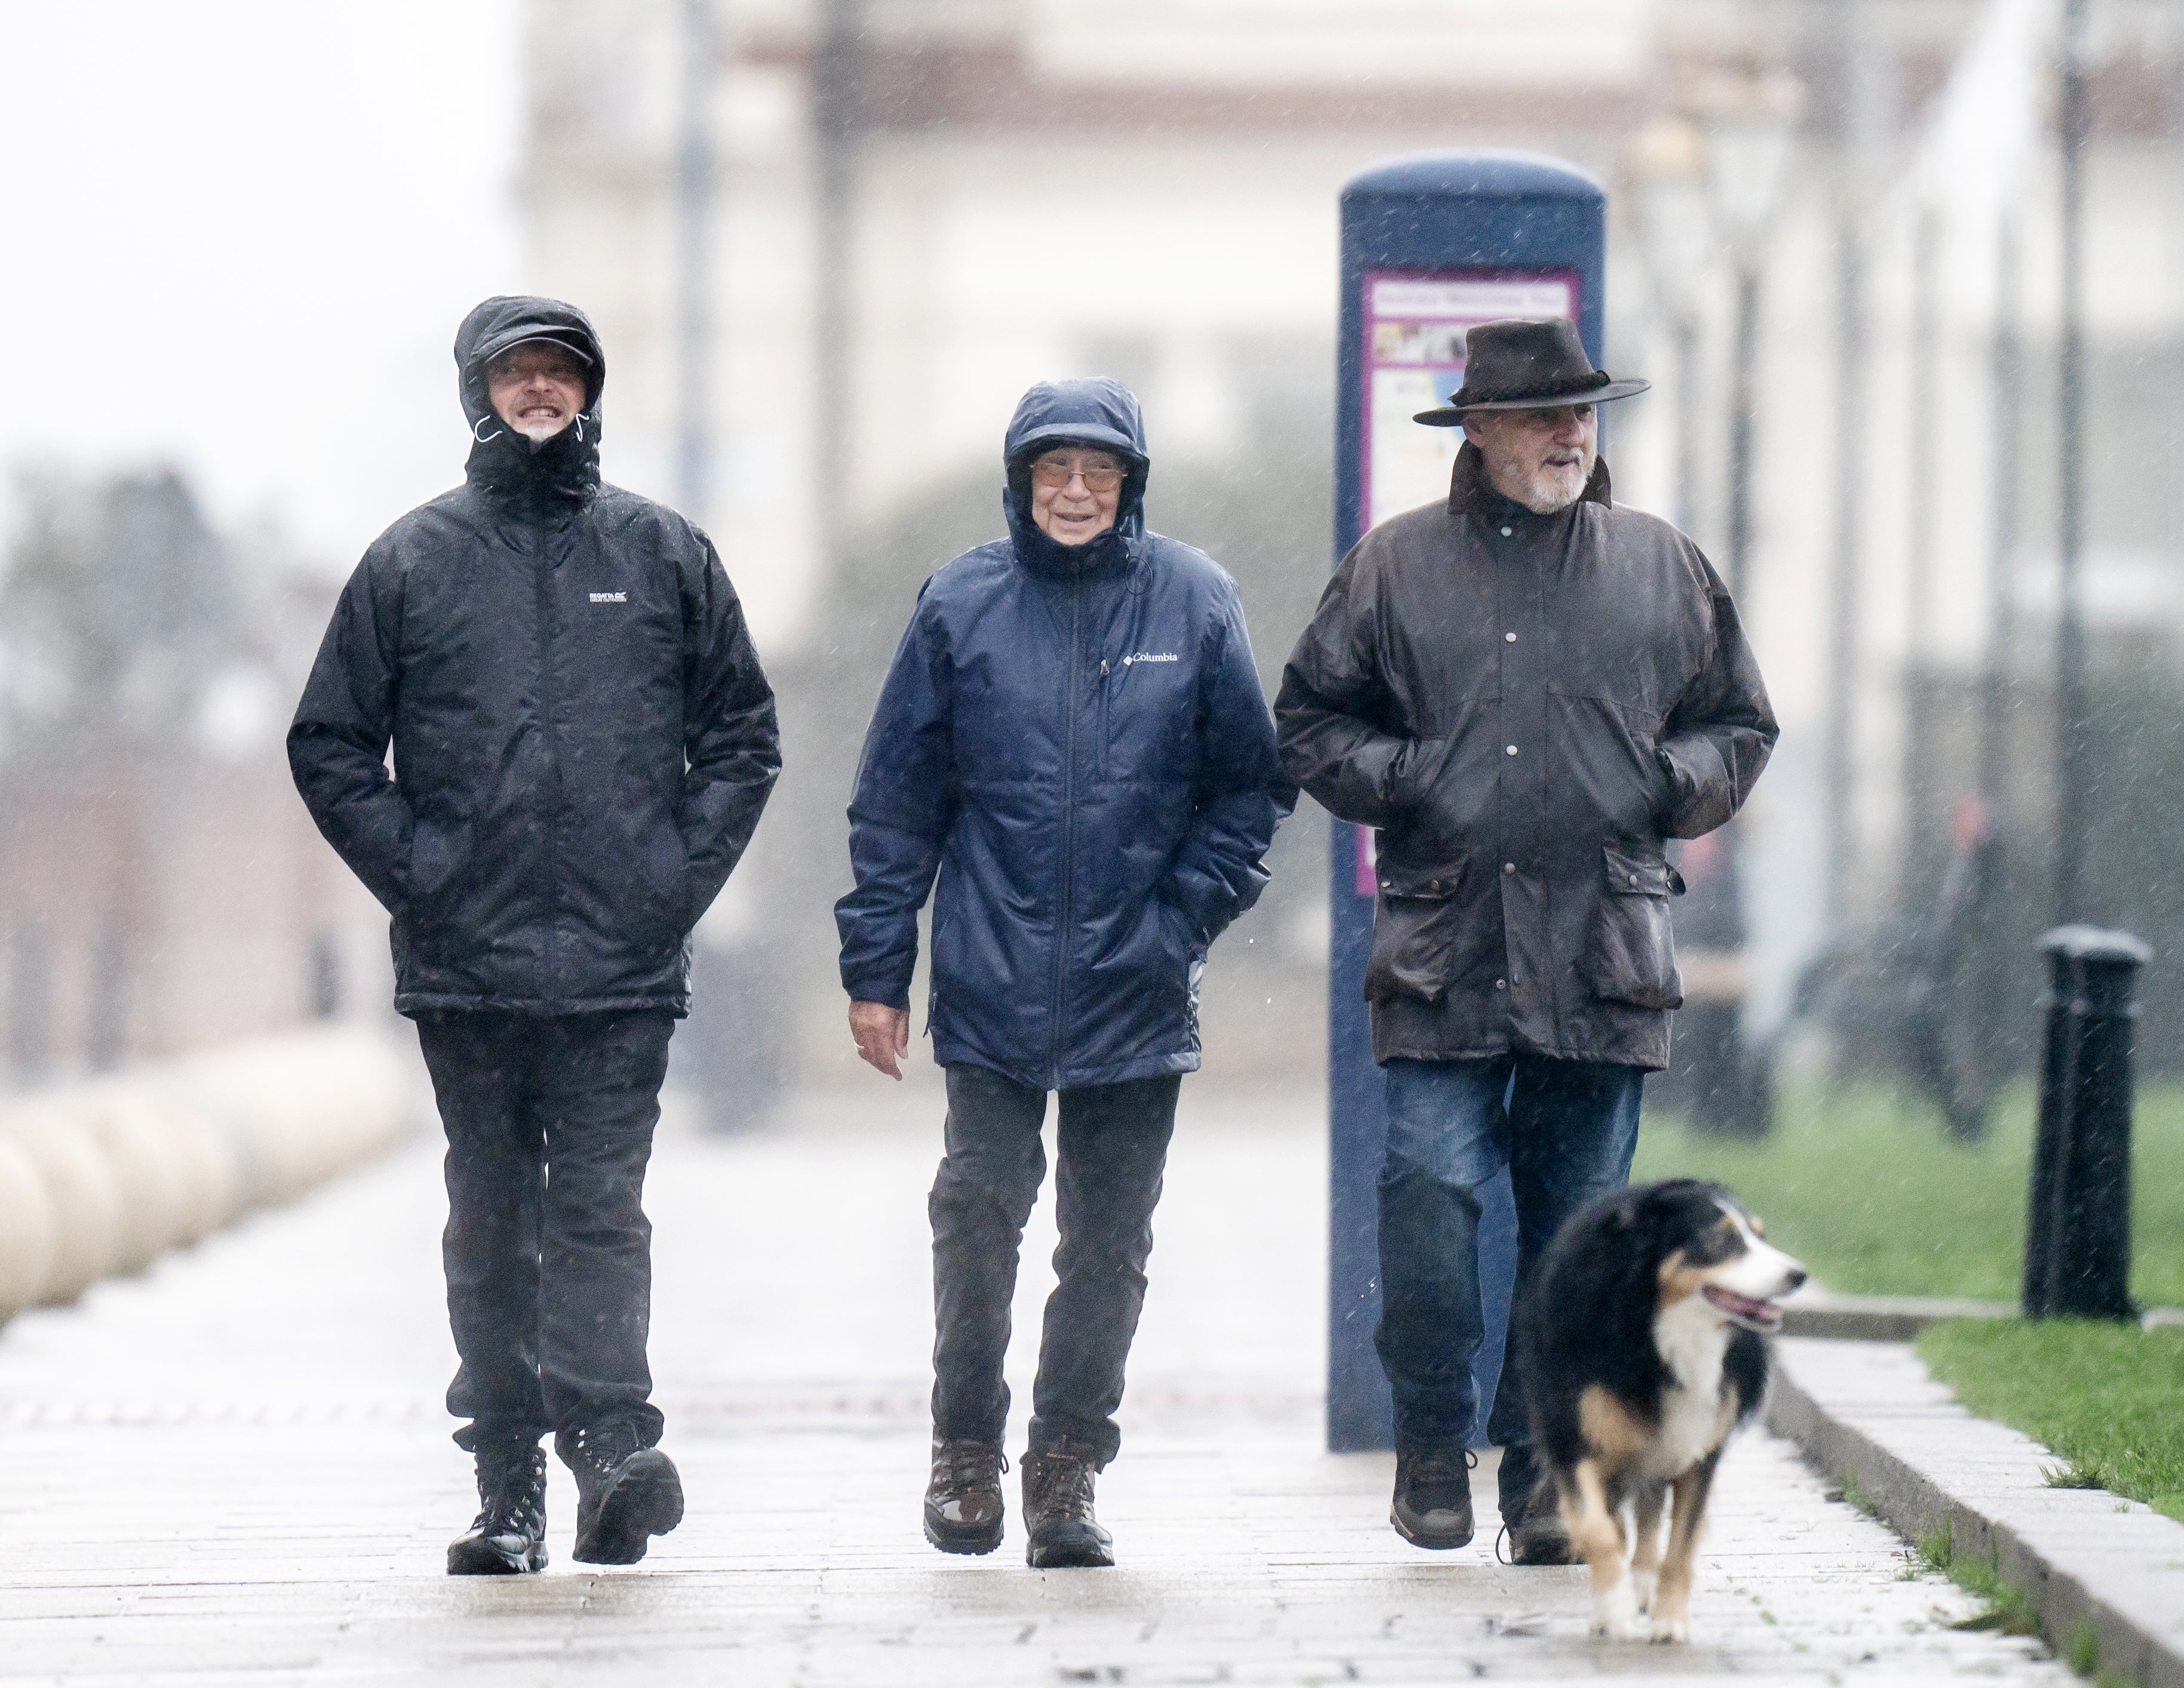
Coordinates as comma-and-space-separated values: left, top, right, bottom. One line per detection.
1032, 1453, 1098, 1522
474, 1446, 545, 1533
567, 1421, 642, 1478
1403, 1447, 1476, 1511
935, 1440, 1006, 1489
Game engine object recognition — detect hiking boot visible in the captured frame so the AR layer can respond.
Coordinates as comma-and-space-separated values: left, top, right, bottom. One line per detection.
1391, 1446, 1476, 1549
447, 1441, 549, 1576
923, 1437, 1007, 1555
1506, 1484, 1577, 1566
560, 1421, 685, 1566
1021, 1444, 1113, 1569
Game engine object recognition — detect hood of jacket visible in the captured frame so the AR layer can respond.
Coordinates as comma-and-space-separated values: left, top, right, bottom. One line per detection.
1001, 377, 1150, 579
454, 295, 607, 511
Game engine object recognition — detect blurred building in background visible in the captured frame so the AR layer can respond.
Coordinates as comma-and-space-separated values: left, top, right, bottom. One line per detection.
7, 0, 2184, 1113
509, 0, 2184, 1112
0, 471, 391, 1087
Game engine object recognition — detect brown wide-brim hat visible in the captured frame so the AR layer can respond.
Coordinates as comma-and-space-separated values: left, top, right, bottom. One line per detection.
1413, 317, 1649, 426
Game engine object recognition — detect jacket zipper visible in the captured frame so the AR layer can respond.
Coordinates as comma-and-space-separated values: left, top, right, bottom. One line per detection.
1049, 574, 1083, 1086
1097, 657, 1110, 778
534, 490, 560, 998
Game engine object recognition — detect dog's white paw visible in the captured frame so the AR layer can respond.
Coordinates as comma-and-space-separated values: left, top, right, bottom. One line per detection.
1649, 1614, 1691, 1645
1630, 1569, 1658, 1613
1589, 1578, 1644, 1641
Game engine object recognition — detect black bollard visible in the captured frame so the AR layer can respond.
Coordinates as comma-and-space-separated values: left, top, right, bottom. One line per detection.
2023, 926, 2148, 1321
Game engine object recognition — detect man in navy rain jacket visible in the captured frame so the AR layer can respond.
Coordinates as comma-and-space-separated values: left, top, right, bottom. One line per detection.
836, 379, 1289, 1569
290, 296, 779, 1577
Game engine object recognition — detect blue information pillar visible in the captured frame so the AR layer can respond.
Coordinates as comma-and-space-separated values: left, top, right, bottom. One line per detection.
1327, 151, 1608, 1453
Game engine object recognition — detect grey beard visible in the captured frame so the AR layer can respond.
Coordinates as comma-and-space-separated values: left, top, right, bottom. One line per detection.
1516, 455, 1594, 514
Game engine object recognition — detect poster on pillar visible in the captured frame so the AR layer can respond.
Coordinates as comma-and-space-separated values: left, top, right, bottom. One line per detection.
1362, 274, 1577, 531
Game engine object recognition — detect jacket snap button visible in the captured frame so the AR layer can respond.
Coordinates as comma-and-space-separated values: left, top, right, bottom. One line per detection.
1503, 862, 1515, 875
1504, 632, 1516, 642
1495, 978, 1507, 990
1628, 873, 1639, 886
1505, 745, 1518, 757
1500, 526, 1513, 537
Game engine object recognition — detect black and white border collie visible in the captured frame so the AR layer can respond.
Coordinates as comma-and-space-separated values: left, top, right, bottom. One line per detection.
1517, 1178, 1806, 1643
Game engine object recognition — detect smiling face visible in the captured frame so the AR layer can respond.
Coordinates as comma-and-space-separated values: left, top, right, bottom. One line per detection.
486, 341, 590, 441
1027, 445, 1126, 546
1462, 402, 1598, 514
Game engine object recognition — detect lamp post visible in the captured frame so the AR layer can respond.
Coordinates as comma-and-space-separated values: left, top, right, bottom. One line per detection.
1639, 79, 1796, 1139
1706, 79, 1801, 602
674, 0, 715, 524
1629, 118, 1712, 536
2054, 0, 2090, 928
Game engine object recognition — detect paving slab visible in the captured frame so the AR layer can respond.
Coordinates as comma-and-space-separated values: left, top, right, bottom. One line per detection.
0, 1081, 2079, 1685
1770, 1338, 2184, 1688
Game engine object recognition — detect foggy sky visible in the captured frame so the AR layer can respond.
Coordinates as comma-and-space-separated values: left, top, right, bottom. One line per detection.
0, 0, 522, 567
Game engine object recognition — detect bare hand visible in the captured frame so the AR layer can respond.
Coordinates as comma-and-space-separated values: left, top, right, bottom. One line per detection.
849, 1000, 910, 1081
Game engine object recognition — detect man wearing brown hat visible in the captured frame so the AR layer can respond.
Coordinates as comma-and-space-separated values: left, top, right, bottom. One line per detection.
1274, 319, 1777, 1560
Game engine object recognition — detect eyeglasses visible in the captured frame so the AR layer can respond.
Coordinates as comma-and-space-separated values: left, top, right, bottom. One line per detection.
1030, 461, 1126, 493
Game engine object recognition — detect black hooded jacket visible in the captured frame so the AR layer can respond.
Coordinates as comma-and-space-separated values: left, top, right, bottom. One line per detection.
288, 296, 781, 1016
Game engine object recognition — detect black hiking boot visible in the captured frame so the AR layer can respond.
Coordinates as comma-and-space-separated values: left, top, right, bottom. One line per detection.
560, 1422, 685, 1566
923, 1437, 1007, 1555
1021, 1443, 1114, 1569
1391, 1446, 1476, 1549
1505, 1484, 1577, 1566
447, 1441, 549, 1576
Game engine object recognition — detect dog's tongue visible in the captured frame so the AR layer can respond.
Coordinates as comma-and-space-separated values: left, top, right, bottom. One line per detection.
1703, 1285, 1781, 1326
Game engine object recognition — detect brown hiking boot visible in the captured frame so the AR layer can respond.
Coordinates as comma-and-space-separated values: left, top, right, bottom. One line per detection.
923, 1437, 1006, 1555
1021, 1444, 1114, 1569
1391, 1446, 1476, 1549
1506, 1483, 1577, 1566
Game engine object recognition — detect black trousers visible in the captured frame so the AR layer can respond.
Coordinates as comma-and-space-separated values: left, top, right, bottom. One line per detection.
414, 1009, 674, 1453
929, 1063, 1180, 1468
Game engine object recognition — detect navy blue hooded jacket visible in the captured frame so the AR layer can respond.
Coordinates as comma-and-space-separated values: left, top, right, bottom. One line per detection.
289, 296, 781, 1016
835, 379, 1291, 1089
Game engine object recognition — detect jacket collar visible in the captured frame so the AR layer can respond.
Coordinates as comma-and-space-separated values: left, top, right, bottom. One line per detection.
1003, 485, 1143, 582
1446, 440, 1612, 518
465, 416, 601, 516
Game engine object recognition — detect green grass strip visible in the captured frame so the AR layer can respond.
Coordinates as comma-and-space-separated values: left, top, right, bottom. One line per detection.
1633, 1081, 2184, 1306
1917, 1320, 2184, 1525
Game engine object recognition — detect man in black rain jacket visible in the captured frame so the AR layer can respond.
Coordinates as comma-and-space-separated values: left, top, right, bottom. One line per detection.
290, 296, 779, 1575
837, 379, 1289, 1568
1276, 321, 1776, 1560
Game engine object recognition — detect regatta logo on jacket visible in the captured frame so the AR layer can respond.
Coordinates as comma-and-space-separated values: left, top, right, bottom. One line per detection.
589, 591, 626, 604
1122, 651, 1179, 666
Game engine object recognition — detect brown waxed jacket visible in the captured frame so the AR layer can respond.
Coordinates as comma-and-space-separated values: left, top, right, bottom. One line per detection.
1274, 444, 1777, 1071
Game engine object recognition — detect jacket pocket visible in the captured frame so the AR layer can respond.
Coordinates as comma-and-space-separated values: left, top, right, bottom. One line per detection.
1154, 897, 1205, 1038
635, 820, 694, 950
404, 817, 473, 915
1363, 858, 1474, 1005
1584, 841, 1685, 1009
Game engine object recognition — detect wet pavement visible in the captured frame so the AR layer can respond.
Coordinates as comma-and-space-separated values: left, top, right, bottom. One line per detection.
0, 1074, 2076, 1684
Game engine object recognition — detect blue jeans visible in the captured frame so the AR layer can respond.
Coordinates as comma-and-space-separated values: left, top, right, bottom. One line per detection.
1376, 1054, 1643, 1519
